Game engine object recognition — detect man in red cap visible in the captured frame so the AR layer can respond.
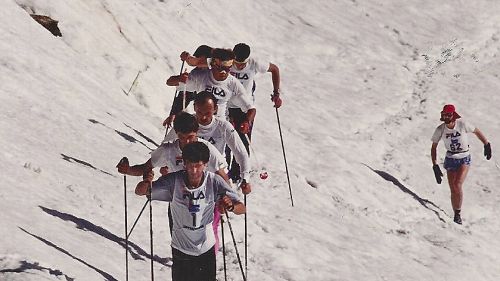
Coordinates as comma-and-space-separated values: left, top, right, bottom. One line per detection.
430, 104, 492, 224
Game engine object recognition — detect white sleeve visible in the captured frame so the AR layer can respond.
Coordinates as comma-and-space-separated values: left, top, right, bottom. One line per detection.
252, 58, 270, 74
228, 78, 254, 112
151, 174, 175, 201
430, 124, 444, 143
185, 69, 202, 92
463, 120, 475, 133
203, 140, 227, 172
224, 121, 251, 181
213, 174, 242, 203
151, 144, 169, 168
162, 128, 178, 143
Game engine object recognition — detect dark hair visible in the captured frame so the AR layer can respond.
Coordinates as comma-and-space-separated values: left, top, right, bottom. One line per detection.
182, 141, 210, 163
194, 90, 218, 107
211, 48, 235, 61
193, 45, 213, 58
233, 43, 250, 62
173, 112, 199, 134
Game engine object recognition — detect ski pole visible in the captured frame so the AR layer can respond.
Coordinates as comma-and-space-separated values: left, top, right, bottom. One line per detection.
221, 215, 227, 281
173, 61, 185, 107
239, 138, 250, 278
117, 157, 130, 281
124, 174, 129, 281
179, 60, 185, 75
127, 199, 149, 239
149, 182, 154, 281
275, 108, 294, 207
224, 210, 247, 281
165, 60, 186, 131
244, 194, 248, 279
182, 68, 188, 111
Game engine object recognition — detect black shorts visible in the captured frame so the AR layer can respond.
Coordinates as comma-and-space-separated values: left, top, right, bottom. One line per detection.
171, 246, 216, 281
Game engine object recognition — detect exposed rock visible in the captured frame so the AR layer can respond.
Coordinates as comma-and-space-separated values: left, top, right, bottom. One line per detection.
30, 14, 62, 37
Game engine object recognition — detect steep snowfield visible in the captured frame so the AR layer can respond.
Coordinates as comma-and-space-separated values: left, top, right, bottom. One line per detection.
1, 0, 500, 280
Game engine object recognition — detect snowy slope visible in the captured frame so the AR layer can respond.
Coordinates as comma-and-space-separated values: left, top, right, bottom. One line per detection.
1, 0, 500, 280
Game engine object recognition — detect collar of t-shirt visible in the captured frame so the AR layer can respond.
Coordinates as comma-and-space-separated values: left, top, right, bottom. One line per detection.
183, 171, 207, 191
199, 118, 215, 130
208, 70, 221, 84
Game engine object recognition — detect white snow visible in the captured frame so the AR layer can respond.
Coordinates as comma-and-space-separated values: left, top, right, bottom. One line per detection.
1, 0, 500, 280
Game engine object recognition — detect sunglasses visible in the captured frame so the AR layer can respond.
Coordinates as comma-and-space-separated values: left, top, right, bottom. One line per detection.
213, 63, 232, 72
441, 112, 453, 117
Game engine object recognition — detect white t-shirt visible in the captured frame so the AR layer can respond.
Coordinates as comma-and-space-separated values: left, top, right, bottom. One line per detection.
162, 118, 251, 181
431, 119, 476, 159
150, 138, 227, 172
186, 69, 254, 118
198, 117, 250, 181
230, 58, 269, 103
151, 170, 242, 256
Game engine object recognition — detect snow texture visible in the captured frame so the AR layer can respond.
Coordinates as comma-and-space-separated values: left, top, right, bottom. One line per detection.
1, 0, 500, 280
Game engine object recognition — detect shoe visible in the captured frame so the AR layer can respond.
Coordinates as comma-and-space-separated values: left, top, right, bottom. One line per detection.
453, 213, 462, 225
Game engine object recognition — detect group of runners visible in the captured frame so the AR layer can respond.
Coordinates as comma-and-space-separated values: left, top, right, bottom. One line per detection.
117, 43, 281, 281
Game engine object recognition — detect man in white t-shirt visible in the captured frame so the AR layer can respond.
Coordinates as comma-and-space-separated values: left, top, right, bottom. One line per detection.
226, 43, 282, 181
230, 42, 282, 107
136, 141, 245, 281
430, 104, 492, 224
166, 48, 256, 134
116, 112, 227, 181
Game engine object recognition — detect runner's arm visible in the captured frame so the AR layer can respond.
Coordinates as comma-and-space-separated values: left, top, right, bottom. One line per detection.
267, 63, 280, 92
117, 159, 153, 176
473, 128, 489, 145
431, 142, 439, 165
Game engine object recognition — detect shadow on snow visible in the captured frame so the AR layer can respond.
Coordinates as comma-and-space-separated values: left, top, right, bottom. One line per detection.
19, 227, 117, 281
0, 260, 74, 281
123, 122, 160, 148
88, 119, 157, 151
39, 206, 171, 266
60, 153, 115, 177
364, 164, 448, 223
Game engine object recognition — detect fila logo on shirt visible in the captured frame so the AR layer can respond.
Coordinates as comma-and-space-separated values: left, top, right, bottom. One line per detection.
445, 132, 461, 139
231, 72, 249, 80
205, 86, 226, 97
183, 190, 206, 200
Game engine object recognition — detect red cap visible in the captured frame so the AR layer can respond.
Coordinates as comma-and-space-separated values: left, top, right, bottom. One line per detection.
440, 104, 461, 121
442, 104, 455, 113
